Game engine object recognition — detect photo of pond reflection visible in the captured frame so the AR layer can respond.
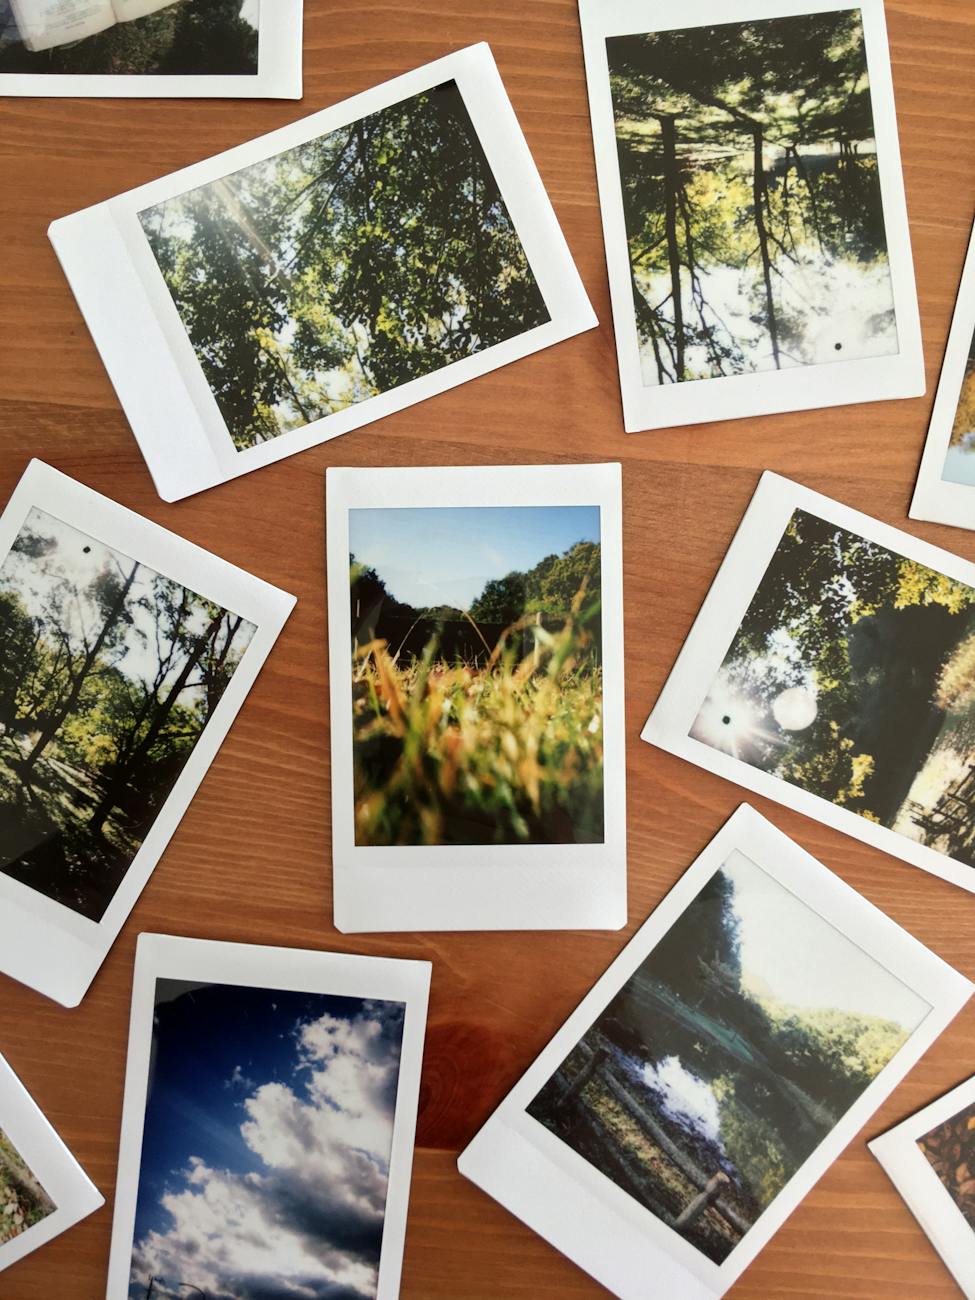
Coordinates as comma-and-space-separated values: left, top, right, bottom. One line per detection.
607, 9, 897, 386
526, 851, 928, 1263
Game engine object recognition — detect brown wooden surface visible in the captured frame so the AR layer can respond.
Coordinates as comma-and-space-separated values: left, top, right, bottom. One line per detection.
1, 1, 974, 1296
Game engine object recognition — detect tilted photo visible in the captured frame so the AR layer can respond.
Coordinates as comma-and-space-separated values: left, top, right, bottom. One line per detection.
459, 806, 971, 1299
526, 848, 928, 1263
607, 9, 894, 387
692, 510, 975, 868
139, 79, 549, 452
0, 1125, 55, 1248
579, 0, 923, 431
349, 503, 603, 847
2, 0, 259, 75
0, 507, 256, 921
127, 980, 405, 1300
943, 329, 975, 488
918, 1099, 975, 1229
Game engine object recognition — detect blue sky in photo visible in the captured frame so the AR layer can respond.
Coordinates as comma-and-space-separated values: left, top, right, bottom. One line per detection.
348, 505, 601, 609
129, 980, 405, 1300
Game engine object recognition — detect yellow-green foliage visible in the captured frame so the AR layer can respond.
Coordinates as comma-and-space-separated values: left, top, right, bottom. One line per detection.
352, 603, 603, 846
936, 632, 975, 712
950, 366, 975, 446
711, 1075, 789, 1209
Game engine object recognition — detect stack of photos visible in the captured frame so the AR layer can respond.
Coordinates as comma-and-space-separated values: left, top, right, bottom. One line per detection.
644, 472, 975, 894
48, 44, 596, 500
0, 461, 295, 1007
459, 806, 973, 1299
0, 1052, 102, 1274
327, 463, 626, 934
871, 1074, 975, 1297
107, 936, 430, 1300
912, 217, 975, 530
0, 0, 302, 97
578, 0, 923, 431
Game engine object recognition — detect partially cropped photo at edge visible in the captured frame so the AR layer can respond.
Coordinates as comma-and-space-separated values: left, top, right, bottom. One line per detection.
348, 504, 604, 848
1, 1, 260, 76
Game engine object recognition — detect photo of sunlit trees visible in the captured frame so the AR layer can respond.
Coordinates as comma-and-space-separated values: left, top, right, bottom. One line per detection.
943, 331, 975, 487
0, 0, 258, 76
0, 508, 255, 921
918, 1099, 975, 1231
607, 10, 896, 385
0, 1124, 55, 1247
692, 509, 975, 865
349, 505, 603, 847
139, 80, 550, 451
528, 851, 927, 1263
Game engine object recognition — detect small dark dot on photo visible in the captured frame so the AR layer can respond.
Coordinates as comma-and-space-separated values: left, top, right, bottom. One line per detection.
82, 545, 91, 553
834, 342, 843, 351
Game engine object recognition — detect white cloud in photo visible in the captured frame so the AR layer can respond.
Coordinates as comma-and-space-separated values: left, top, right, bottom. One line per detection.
239, 0, 259, 30
130, 1003, 403, 1300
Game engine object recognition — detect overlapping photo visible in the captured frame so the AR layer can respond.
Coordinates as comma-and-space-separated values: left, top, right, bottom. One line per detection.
0, 1124, 55, 1248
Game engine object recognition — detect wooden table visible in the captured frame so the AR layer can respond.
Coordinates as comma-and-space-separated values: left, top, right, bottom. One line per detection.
1, 1, 974, 1296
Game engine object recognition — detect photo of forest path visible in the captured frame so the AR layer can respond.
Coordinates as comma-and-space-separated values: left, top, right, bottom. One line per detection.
527, 851, 928, 1264
0, 1124, 55, 1247
0, 0, 258, 77
140, 80, 550, 451
0, 508, 255, 921
607, 10, 896, 386
943, 330, 975, 487
918, 1100, 975, 1231
349, 505, 603, 847
691, 510, 975, 867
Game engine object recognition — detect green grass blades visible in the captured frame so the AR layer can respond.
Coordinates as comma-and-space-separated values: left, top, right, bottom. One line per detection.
352, 602, 604, 847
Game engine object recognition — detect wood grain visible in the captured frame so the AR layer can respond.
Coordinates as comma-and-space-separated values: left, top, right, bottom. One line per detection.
1, 1, 974, 1295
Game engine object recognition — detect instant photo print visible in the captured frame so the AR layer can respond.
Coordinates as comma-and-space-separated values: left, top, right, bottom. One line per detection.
0, 0, 302, 98
0, 1051, 102, 1275
871, 1073, 975, 1298
578, 0, 924, 432
326, 462, 626, 933
0, 461, 295, 1007
644, 471, 975, 895
106, 934, 430, 1300
912, 216, 975, 531
459, 805, 973, 1300
49, 44, 596, 501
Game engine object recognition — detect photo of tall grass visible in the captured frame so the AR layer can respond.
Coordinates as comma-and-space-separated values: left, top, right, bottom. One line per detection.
691, 509, 975, 868
943, 329, 975, 487
0, 1124, 55, 1247
349, 505, 603, 847
527, 851, 928, 1263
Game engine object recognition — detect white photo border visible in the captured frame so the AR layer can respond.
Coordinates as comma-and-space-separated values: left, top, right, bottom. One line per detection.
0, 1051, 103, 1274
0, 0, 302, 99
0, 460, 296, 1007
911, 217, 975, 531
458, 804, 973, 1300
642, 469, 975, 895
105, 934, 431, 1300
870, 1073, 975, 1300
48, 44, 597, 502
578, 0, 925, 433
327, 462, 627, 934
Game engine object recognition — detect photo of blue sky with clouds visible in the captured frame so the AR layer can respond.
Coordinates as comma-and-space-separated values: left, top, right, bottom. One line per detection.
348, 505, 600, 610
128, 981, 404, 1300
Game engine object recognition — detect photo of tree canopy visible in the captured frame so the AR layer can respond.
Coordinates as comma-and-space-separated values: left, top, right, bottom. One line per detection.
918, 1099, 975, 1231
607, 10, 896, 385
943, 331, 975, 487
691, 509, 975, 865
0, 509, 255, 921
139, 81, 549, 451
349, 505, 602, 846
0, 0, 258, 76
0, 1124, 55, 1247
527, 851, 927, 1263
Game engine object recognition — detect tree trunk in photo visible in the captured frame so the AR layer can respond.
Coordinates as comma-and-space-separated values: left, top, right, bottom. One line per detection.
752, 128, 781, 370
658, 114, 686, 380
89, 610, 225, 834
20, 560, 141, 777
